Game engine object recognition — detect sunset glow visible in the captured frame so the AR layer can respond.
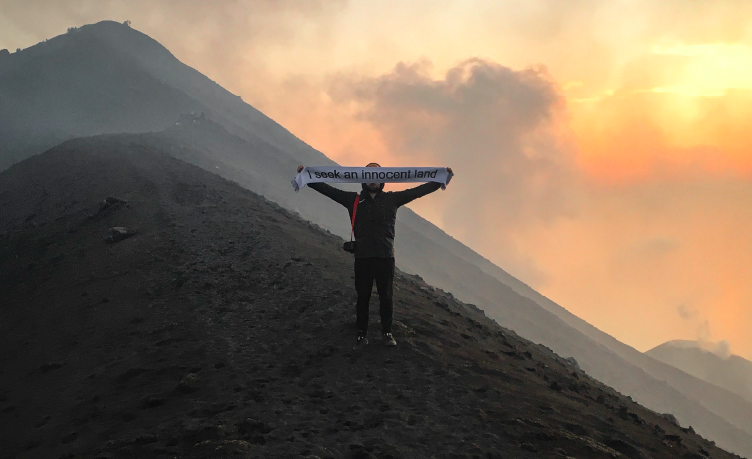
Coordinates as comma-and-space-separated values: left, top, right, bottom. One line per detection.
2, 0, 751, 359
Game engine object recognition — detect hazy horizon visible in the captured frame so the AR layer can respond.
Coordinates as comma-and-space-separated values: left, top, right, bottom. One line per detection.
2, 1, 751, 360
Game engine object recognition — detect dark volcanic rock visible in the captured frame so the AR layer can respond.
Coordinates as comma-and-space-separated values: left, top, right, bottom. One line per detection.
0, 138, 744, 459
3, 20, 752, 459
105, 226, 137, 243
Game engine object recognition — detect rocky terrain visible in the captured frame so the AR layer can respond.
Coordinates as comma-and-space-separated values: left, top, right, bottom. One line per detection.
7, 25, 752, 455
0, 136, 745, 459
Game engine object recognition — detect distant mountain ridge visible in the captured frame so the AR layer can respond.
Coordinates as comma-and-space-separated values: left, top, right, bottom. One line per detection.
648, 340, 752, 405
2, 20, 752, 456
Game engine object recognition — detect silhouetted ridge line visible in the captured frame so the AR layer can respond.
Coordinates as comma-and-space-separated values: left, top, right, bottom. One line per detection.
1, 135, 746, 458
2, 21, 752, 456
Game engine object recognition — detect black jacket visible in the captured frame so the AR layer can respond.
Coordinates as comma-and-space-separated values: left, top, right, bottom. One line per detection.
309, 182, 441, 258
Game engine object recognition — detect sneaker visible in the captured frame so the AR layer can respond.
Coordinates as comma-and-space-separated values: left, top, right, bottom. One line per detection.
352, 336, 368, 350
383, 332, 397, 347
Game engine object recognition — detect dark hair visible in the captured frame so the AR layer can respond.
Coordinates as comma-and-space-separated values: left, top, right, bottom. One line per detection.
362, 182, 385, 191
362, 163, 384, 191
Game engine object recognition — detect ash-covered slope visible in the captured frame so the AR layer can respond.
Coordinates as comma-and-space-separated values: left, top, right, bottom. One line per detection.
151, 117, 752, 457
0, 135, 745, 459
647, 341, 752, 405
0, 20, 327, 172
4, 20, 752, 456
0, 24, 197, 170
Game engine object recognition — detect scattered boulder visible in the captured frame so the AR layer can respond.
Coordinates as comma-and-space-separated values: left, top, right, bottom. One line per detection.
175, 373, 200, 394
34, 415, 51, 427
212, 439, 253, 453
100, 196, 127, 210
91, 196, 128, 220
38, 361, 64, 373
661, 412, 679, 426
24, 439, 41, 450
236, 417, 273, 435
565, 423, 590, 436
60, 432, 78, 444
132, 434, 158, 445
114, 367, 148, 384
665, 434, 682, 443
105, 227, 136, 243
564, 357, 581, 370
603, 438, 645, 459
139, 395, 166, 409
215, 423, 238, 437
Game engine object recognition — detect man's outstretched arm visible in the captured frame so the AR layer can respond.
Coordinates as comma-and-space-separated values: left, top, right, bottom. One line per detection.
394, 167, 453, 207
297, 165, 355, 208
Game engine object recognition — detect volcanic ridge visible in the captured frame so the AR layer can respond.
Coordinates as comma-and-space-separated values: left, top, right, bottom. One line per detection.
0, 136, 743, 459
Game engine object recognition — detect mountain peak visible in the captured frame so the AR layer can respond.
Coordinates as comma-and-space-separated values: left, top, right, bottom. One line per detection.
650, 340, 733, 359
76, 19, 132, 32
0, 20, 173, 82
647, 340, 752, 405
75, 19, 177, 63
5, 24, 752, 457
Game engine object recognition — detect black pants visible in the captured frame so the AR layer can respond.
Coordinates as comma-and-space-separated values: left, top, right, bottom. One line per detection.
354, 257, 395, 336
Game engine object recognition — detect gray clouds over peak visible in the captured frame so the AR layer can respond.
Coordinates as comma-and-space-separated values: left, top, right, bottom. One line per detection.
334, 59, 563, 146
330, 58, 579, 284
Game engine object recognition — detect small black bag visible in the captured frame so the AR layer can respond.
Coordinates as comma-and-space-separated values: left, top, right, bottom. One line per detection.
343, 194, 359, 254
343, 240, 356, 253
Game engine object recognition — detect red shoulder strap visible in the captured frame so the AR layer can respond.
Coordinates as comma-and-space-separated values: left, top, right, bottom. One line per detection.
350, 193, 359, 241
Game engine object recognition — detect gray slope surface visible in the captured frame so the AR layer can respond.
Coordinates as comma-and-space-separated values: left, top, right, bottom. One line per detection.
647, 341, 752, 405
3, 136, 743, 458
2, 19, 752, 457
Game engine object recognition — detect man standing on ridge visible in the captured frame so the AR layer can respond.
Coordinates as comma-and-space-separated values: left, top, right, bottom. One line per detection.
295, 162, 453, 350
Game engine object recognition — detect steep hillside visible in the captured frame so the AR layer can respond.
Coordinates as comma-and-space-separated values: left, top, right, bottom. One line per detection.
0, 20, 327, 172
0, 135, 745, 459
152, 116, 752, 457
3, 20, 752, 455
647, 342, 752, 404
435, 237, 752, 440
0, 24, 200, 170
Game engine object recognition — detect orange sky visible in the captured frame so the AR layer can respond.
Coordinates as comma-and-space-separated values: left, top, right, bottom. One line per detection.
2, 0, 751, 359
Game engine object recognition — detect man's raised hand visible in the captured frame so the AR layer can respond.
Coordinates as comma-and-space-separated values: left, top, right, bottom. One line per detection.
297, 165, 304, 173
447, 167, 453, 175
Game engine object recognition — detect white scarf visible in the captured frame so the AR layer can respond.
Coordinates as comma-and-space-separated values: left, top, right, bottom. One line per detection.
292, 166, 453, 192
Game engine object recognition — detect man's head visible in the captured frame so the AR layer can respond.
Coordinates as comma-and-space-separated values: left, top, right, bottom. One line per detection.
364, 162, 384, 192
